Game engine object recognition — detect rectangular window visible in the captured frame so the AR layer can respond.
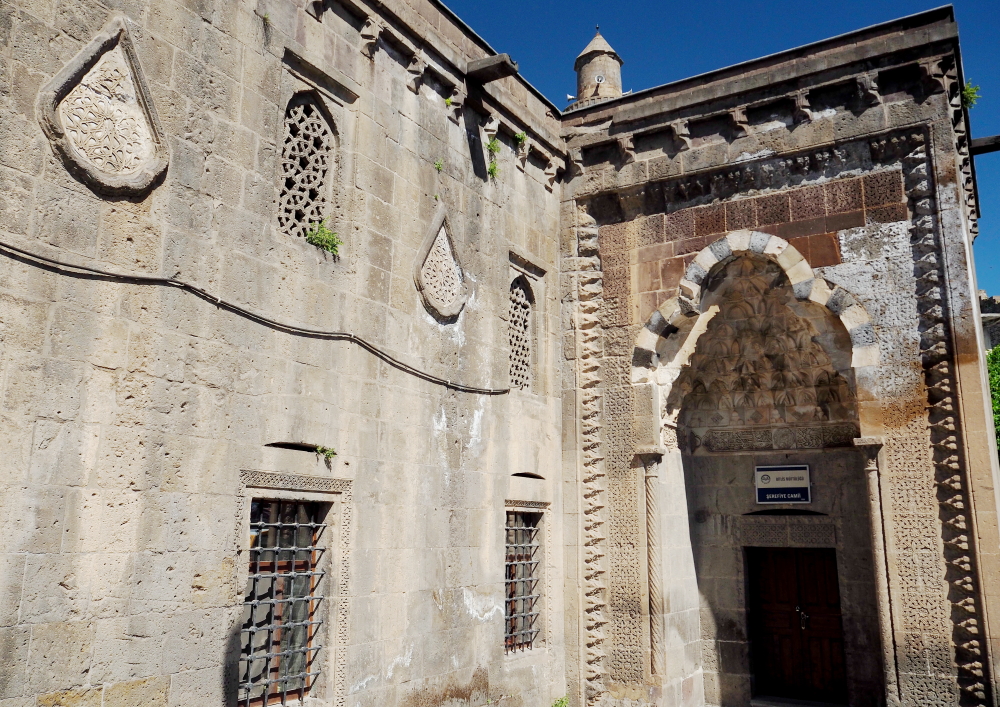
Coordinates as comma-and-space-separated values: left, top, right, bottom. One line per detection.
504, 511, 541, 652
240, 500, 326, 707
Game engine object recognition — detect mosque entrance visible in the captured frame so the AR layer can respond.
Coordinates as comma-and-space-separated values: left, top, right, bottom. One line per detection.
747, 547, 848, 704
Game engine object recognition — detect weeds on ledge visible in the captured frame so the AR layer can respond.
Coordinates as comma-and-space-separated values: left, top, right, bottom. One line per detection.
305, 219, 343, 255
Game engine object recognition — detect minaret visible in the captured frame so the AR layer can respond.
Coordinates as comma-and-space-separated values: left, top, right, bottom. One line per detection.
570, 27, 623, 109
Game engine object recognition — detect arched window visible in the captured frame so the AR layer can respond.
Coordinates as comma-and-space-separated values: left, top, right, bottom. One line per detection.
278, 93, 334, 240
509, 276, 534, 391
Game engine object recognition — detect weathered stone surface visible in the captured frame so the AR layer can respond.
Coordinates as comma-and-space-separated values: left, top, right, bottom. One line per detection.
0, 4, 992, 707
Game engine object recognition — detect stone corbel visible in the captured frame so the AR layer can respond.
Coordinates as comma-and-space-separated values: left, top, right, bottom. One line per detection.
670, 119, 692, 151
730, 106, 750, 137
617, 134, 636, 165
406, 49, 426, 93
481, 113, 500, 141
360, 18, 383, 59
857, 74, 881, 106
305, 0, 325, 20
918, 58, 947, 94
793, 90, 813, 123
516, 137, 531, 172
544, 154, 563, 192
447, 86, 465, 124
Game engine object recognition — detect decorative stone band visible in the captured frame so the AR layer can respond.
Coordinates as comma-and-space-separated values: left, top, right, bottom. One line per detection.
240, 469, 352, 494
738, 519, 837, 547
36, 15, 169, 196
632, 231, 879, 370
699, 423, 859, 452
505, 499, 552, 509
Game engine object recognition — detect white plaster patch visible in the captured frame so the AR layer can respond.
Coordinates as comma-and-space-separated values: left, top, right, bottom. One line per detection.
462, 586, 503, 622
385, 645, 414, 679
733, 148, 777, 162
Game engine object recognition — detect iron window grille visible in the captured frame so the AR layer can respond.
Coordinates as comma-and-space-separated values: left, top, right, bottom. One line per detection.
240, 500, 326, 707
505, 511, 541, 652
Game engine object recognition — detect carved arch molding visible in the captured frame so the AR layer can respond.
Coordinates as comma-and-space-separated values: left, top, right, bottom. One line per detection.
37, 14, 168, 196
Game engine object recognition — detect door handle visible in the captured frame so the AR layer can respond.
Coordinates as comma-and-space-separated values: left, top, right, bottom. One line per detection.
800, 610, 810, 630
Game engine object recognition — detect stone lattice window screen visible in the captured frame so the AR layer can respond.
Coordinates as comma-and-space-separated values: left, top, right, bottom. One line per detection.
509, 277, 533, 390
278, 93, 335, 240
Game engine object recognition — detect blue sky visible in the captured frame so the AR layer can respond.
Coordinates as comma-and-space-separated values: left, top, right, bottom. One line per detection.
442, 0, 1000, 295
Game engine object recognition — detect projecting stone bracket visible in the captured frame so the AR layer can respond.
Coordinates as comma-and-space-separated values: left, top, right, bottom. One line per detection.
37, 14, 168, 196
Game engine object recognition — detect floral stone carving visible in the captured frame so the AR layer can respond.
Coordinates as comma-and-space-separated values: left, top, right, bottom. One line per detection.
37, 15, 168, 196
669, 256, 859, 451
414, 205, 468, 322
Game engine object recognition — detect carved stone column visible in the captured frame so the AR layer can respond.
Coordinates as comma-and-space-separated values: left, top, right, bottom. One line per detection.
640, 453, 664, 678
855, 436, 901, 707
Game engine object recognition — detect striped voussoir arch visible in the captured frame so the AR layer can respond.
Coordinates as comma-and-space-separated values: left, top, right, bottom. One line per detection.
632, 230, 880, 371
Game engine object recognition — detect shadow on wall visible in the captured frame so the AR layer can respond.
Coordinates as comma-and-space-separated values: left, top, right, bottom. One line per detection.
224, 619, 241, 706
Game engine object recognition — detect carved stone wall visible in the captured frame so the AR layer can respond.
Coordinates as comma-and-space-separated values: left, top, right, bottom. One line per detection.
578, 115, 990, 705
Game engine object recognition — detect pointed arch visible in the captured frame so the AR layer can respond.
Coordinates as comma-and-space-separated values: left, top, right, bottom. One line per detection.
633, 231, 878, 373
509, 275, 534, 391
277, 91, 338, 241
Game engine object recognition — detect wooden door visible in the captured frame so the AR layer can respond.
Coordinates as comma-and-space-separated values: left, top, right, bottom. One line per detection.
747, 547, 848, 703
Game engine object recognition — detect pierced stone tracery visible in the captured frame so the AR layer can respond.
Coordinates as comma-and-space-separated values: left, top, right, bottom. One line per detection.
671, 256, 858, 451
278, 94, 335, 240
509, 278, 533, 390
59, 46, 154, 176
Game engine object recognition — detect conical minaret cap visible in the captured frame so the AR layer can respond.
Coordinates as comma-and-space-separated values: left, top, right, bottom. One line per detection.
574, 29, 622, 71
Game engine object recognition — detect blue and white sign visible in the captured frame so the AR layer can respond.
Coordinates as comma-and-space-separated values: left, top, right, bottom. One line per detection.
755, 464, 811, 504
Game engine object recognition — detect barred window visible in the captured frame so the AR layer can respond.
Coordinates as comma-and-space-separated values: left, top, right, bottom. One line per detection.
240, 500, 326, 707
505, 511, 541, 652
278, 93, 334, 241
509, 277, 533, 391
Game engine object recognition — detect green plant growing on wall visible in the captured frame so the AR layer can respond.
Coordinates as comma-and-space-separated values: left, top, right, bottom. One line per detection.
989, 346, 1000, 455
434, 159, 444, 173
551, 698, 569, 707
305, 218, 343, 255
486, 137, 502, 180
444, 96, 453, 107
962, 80, 981, 109
514, 131, 527, 145
315, 446, 337, 461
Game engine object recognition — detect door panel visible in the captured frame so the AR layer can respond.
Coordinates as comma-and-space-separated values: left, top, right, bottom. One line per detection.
747, 547, 848, 703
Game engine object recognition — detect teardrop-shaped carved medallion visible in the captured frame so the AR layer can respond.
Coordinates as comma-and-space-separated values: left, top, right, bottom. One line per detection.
37, 15, 168, 195
414, 205, 468, 322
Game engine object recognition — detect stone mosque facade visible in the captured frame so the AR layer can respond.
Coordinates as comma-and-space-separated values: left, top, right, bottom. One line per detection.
0, 2, 997, 707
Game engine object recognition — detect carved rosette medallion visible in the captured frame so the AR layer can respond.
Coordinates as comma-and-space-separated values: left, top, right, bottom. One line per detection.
37, 15, 168, 195
414, 205, 468, 322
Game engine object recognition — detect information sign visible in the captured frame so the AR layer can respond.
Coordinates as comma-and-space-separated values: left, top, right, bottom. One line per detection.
755, 464, 811, 504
